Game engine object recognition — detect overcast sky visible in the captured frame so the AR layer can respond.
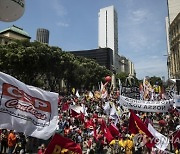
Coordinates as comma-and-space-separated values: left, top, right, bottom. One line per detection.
0, 0, 169, 80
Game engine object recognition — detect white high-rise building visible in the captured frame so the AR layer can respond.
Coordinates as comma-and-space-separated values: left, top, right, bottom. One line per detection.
98, 5, 118, 68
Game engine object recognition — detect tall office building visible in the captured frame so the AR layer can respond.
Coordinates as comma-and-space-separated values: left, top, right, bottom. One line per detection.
98, 5, 118, 67
36, 28, 49, 44
167, 0, 180, 24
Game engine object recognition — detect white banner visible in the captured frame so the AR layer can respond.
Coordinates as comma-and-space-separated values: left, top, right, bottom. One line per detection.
119, 95, 173, 112
174, 95, 180, 111
0, 72, 59, 140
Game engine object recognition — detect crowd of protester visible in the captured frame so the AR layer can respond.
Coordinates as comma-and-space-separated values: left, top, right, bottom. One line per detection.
55, 89, 180, 154
0, 128, 48, 154
0, 87, 179, 154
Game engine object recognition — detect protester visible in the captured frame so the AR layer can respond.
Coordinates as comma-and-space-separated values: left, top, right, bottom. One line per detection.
8, 130, 16, 154
14, 132, 26, 154
124, 134, 134, 154
109, 136, 122, 154
37, 144, 46, 154
95, 135, 105, 154
0, 129, 8, 154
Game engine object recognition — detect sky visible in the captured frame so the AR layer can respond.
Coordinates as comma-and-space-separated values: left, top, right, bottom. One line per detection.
0, 0, 169, 80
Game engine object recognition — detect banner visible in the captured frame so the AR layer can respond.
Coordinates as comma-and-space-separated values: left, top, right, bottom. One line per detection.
174, 95, 180, 111
45, 133, 82, 154
121, 86, 140, 99
119, 95, 173, 112
0, 72, 59, 140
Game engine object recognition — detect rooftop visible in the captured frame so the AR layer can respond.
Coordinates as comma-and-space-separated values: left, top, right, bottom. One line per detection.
0, 25, 31, 38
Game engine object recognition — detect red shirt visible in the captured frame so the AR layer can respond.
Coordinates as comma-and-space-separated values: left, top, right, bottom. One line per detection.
8, 132, 16, 147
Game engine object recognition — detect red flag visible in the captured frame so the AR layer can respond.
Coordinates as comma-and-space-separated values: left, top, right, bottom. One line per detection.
45, 133, 82, 154
172, 130, 180, 149
85, 119, 93, 129
101, 120, 114, 142
93, 113, 98, 119
129, 110, 155, 149
62, 102, 69, 111
108, 123, 120, 137
71, 109, 79, 117
105, 127, 114, 143
77, 112, 85, 123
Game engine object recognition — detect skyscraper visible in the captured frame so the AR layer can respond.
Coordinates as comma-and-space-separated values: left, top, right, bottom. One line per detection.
98, 5, 118, 67
36, 28, 49, 44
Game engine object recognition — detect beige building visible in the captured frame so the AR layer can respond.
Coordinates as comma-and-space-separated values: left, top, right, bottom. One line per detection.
116, 55, 135, 76
166, 0, 180, 79
167, 0, 180, 24
0, 25, 31, 44
168, 13, 180, 78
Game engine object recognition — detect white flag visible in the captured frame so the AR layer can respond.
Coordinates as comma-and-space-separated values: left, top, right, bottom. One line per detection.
70, 105, 83, 113
110, 102, 116, 116
0, 72, 58, 140
118, 79, 122, 95
100, 81, 104, 92
101, 90, 108, 99
109, 102, 118, 121
103, 101, 110, 115
76, 90, 80, 98
148, 123, 169, 151
88, 91, 94, 99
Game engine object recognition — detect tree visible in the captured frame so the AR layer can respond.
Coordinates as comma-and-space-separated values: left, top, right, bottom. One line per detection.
0, 40, 111, 93
149, 76, 163, 87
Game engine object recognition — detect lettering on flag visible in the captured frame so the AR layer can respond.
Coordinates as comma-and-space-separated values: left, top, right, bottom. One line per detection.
0, 72, 58, 140
1, 83, 51, 124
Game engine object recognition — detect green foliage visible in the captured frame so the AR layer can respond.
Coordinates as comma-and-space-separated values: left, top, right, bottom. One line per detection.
115, 72, 128, 86
149, 76, 163, 86
0, 40, 111, 92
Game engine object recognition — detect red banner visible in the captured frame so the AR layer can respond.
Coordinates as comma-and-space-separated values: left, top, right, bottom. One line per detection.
45, 134, 82, 154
